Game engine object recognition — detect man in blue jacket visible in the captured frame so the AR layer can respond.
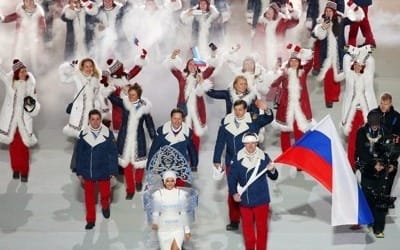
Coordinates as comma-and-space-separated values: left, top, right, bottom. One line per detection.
75, 109, 119, 230
213, 99, 273, 231
228, 132, 278, 250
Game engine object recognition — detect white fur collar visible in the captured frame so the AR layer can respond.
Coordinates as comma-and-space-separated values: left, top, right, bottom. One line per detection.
162, 121, 190, 145
122, 96, 152, 114
228, 87, 257, 107
223, 112, 252, 136
81, 124, 110, 147
237, 147, 265, 169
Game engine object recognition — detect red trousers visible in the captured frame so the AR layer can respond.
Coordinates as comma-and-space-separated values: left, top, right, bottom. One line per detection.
280, 121, 304, 152
112, 105, 123, 131
323, 68, 341, 104
240, 204, 270, 250
123, 163, 144, 193
348, 6, 375, 46
226, 166, 241, 223
84, 179, 111, 223
347, 110, 365, 168
10, 129, 30, 176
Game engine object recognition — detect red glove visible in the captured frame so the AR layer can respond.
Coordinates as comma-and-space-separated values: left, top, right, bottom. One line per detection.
347, 0, 354, 6
82, 0, 88, 2
100, 71, 109, 87
141, 49, 148, 59
87, 3, 93, 9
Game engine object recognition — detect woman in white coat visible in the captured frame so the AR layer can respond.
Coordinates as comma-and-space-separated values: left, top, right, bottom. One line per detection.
59, 58, 102, 138
0, 0, 46, 74
152, 171, 191, 250
341, 45, 377, 169
180, 0, 219, 55
0, 59, 40, 182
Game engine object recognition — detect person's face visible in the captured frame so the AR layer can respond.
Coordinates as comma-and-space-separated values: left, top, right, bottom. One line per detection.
24, 0, 35, 9
264, 8, 275, 20
233, 104, 246, 118
128, 89, 139, 102
187, 60, 198, 74
289, 58, 300, 69
71, 0, 81, 8
89, 114, 102, 129
243, 59, 255, 72
145, 0, 157, 10
244, 142, 257, 154
234, 78, 248, 94
379, 99, 392, 113
164, 177, 176, 190
171, 112, 183, 129
104, 0, 113, 8
82, 61, 94, 76
325, 8, 334, 18
370, 124, 379, 131
18, 67, 28, 80
199, 0, 208, 11
353, 62, 363, 73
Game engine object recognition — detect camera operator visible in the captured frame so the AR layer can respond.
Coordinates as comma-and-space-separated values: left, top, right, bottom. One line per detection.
370, 92, 400, 203
355, 110, 399, 238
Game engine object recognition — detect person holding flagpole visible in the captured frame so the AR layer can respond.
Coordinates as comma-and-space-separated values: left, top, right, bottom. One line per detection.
228, 132, 278, 250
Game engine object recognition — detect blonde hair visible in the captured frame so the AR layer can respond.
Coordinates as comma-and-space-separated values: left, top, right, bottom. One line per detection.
233, 75, 248, 87
79, 58, 100, 79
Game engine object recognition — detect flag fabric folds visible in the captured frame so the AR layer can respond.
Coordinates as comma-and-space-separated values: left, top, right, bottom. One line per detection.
274, 115, 374, 226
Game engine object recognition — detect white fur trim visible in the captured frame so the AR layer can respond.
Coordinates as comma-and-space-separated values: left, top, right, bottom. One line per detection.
164, 55, 183, 70
59, 62, 76, 84
119, 97, 152, 167
135, 55, 147, 67
313, 23, 328, 40
345, 2, 365, 22
84, 2, 99, 16
134, 159, 147, 169
62, 5, 76, 20
163, 121, 191, 145
317, 30, 344, 82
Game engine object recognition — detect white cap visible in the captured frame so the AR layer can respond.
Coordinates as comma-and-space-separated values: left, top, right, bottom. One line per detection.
242, 132, 259, 143
162, 170, 177, 182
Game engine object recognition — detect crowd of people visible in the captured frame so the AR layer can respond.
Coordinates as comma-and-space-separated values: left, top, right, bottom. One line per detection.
1, 0, 400, 249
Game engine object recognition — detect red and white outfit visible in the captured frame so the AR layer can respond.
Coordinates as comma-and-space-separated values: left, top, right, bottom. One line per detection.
105, 57, 146, 132
0, 69, 40, 178
253, 3, 299, 70
341, 46, 377, 168
348, 0, 376, 47
166, 56, 216, 153
312, 2, 364, 106
270, 55, 315, 152
1, 3, 46, 73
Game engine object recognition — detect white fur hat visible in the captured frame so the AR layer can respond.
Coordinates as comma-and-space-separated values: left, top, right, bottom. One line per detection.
162, 170, 177, 182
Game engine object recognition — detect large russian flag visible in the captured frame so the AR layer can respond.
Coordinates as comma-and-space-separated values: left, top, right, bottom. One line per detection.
274, 115, 374, 226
